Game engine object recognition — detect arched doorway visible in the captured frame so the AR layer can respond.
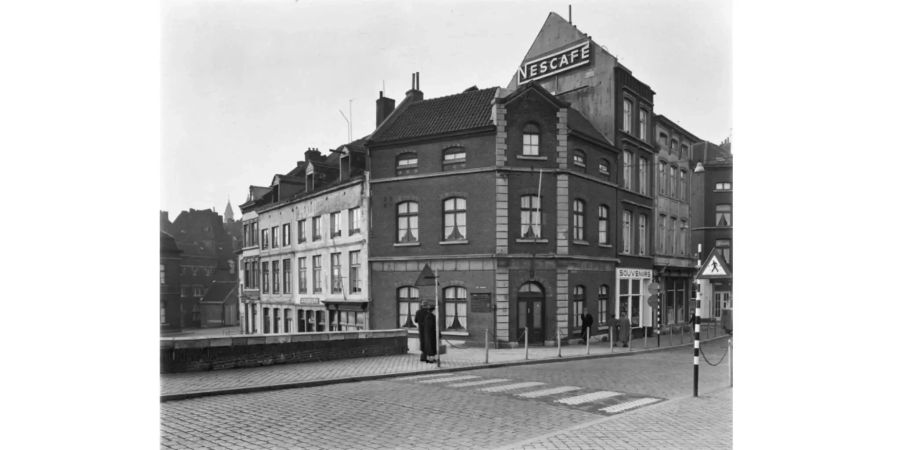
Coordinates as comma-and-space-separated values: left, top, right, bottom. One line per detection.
517, 282, 545, 343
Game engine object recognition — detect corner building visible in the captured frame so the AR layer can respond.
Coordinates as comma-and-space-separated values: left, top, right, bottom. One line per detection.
367, 77, 621, 347
507, 13, 658, 335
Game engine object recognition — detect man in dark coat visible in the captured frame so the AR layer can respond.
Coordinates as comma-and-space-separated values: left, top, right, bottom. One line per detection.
414, 302, 429, 361
581, 312, 594, 342
421, 305, 438, 363
617, 308, 631, 347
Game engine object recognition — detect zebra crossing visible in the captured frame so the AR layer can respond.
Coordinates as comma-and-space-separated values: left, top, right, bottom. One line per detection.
391, 373, 662, 415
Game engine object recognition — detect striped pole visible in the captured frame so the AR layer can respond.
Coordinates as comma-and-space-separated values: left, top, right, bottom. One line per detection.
693, 244, 702, 397
656, 291, 662, 348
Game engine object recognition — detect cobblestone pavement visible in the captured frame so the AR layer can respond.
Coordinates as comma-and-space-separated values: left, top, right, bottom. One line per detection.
162, 324, 729, 398
160, 339, 732, 449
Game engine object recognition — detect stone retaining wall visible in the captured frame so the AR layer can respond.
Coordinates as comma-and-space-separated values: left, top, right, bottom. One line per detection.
160, 329, 408, 373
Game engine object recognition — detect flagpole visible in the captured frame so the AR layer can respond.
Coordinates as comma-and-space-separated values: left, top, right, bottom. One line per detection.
435, 268, 440, 367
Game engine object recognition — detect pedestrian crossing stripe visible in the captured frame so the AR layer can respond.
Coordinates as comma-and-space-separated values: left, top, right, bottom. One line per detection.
447, 378, 510, 388
515, 386, 582, 399
394, 373, 455, 381
479, 382, 546, 393
555, 391, 622, 405
418, 375, 480, 384
599, 397, 661, 413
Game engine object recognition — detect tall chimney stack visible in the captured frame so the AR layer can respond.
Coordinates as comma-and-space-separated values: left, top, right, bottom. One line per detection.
375, 90, 395, 127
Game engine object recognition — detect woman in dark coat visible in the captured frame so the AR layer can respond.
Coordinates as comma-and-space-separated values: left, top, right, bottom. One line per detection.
414, 303, 429, 362
421, 305, 438, 363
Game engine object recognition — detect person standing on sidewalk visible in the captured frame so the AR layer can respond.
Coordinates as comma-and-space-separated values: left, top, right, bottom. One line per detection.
422, 304, 438, 363
617, 307, 631, 347
581, 312, 594, 343
414, 302, 429, 362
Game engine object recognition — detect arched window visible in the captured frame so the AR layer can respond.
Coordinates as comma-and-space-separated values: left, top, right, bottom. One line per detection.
598, 159, 610, 176
443, 286, 468, 330
519, 282, 543, 293
520, 195, 541, 238
598, 205, 609, 244
442, 197, 467, 241
442, 147, 466, 170
523, 123, 540, 156
396, 153, 418, 175
573, 199, 585, 241
573, 285, 585, 329
397, 286, 420, 328
573, 149, 586, 172
397, 201, 419, 243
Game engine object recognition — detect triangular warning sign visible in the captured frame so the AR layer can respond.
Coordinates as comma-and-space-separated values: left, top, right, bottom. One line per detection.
697, 251, 732, 279
414, 263, 437, 287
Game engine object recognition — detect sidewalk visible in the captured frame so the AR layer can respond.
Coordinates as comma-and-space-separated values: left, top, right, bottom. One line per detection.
161, 323, 730, 401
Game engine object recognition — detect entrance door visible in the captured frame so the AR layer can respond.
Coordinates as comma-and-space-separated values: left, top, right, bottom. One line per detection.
517, 282, 545, 343
714, 291, 731, 318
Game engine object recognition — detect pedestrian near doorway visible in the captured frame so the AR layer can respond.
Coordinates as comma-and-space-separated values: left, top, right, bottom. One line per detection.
581, 312, 593, 343
414, 302, 428, 362
422, 303, 438, 363
617, 308, 631, 347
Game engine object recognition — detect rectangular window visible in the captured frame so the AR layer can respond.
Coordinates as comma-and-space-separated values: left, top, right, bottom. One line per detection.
638, 157, 648, 195
349, 207, 361, 235
658, 214, 666, 254
598, 205, 609, 244
623, 99, 633, 133
398, 286, 420, 328
312, 255, 322, 293
298, 219, 306, 243
272, 260, 280, 294
252, 222, 259, 246
658, 161, 666, 195
669, 218, 677, 255
523, 126, 540, 156
263, 308, 270, 334
443, 286, 468, 330
283, 258, 291, 294
397, 202, 419, 243
639, 109, 648, 140
312, 216, 322, 240
681, 144, 688, 160
716, 239, 732, 264
243, 262, 251, 289
573, 200, 584, 241
349, 251, 361, 293
681, 220, 688, 256
285, 308, 292, 333
283, 224, 290, 247
669, 166, 677, 196
715, 204, 732, 227
160, 264, 165, 285
331, 253, 342, 293
271, 226, 279, 248
622, 211, 632, 254
261, 229, 269, 249
262, 262, 269, 294
638, 214, 647, 256
330, 211, 342, 237
623, 151, 633, 190
680, 170, 687, 200
396, 153, 418, 175
618, 278, 642, 327
298, 257, 307, 294
252, 261, 258, 289
442, 198, 467, 241
273, 308, 280, 334
520, 195, 542, 238
715, 182, 733, 191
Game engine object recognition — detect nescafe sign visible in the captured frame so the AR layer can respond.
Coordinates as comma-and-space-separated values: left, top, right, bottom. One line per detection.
517, 41, 591, 84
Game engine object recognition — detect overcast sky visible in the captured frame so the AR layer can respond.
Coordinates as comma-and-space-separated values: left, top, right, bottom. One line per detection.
161, 0, 731, 219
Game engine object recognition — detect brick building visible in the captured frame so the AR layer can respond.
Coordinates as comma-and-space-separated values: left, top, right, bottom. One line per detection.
653, 114, 701, 327
160, 232, 182, 330
506, 12, 658, 335
690, 139, 733, 319
237, 142, 370, 335
367, 72, 621, 346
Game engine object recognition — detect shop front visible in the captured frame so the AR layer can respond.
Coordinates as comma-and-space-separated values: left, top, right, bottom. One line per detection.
615, 268, 653, 334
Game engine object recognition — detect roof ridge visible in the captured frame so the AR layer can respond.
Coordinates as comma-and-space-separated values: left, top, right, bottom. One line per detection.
411, 86, 499, 104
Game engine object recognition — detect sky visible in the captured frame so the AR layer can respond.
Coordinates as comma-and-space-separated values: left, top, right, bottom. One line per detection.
161, 0, 731, 219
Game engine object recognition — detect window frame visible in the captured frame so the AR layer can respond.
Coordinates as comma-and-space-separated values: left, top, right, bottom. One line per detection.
397, 201, 419, 243
623, 98, 633, 134
623, 151, 634, 190
442, 146, 467, 170
349, 207, 361, 235
312, 216, 322, 241
312, 255, 322, 293
638, 214, 647, 256
598, 205, 609, 245
638, 157, 648, 195
573, 149, 586, 172
442, 197, 467, 241
298, 219, 306, 243
622, 210, 633, 254
715, 204, 733, 227
282, 258, 291, 294
396, 153, 418, 176
639, 109, 648, 141
573, 199, 585, 241
282, 223, 290, 247
262, 261, 270, 294
522, 123, 540, 156
442, 286, 469, 331
397, 286, 420, 329
330, 252, 342, 294
298, 257, 307, 294
349, 250, 361, 293
271, 226, 279, 248
520, 195, 542, 238
272, 260, 280, 294
330, 211, 342, 238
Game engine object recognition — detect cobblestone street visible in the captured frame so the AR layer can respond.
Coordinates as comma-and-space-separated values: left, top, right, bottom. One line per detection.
161, 339, 732, 449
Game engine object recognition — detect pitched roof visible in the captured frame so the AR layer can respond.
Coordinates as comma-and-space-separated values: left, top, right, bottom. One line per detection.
371, 87, 499, 142
567, 107, 613, 147
200, 281, 237, 304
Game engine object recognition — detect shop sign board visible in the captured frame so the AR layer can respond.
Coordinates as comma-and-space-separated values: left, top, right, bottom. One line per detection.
617, 268, 653, 279
471, 293, 492, 313
518, 40, 592, 84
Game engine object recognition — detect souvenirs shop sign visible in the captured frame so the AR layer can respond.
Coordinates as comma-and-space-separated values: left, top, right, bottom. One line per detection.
518, 41, 591, 84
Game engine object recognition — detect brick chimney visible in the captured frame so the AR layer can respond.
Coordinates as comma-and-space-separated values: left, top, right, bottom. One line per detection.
405, 72, 423, 102
304, 147, 324, 162
375, 91, 395, 126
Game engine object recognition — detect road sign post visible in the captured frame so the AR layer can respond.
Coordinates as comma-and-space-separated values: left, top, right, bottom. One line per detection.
646, 282, 660, 349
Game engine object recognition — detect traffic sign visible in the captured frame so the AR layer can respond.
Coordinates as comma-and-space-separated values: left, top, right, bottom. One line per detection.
647, 296, 659, 308
647, 282, 660, 295
697, 251, 731, 279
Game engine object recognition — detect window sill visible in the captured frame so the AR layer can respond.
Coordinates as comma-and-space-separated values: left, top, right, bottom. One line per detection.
516, 155, 548, 161
350, 229, 361, 235
572, 240, 589, 246
598, 244, 613, 248
516, 238, 549, 243
394, 242, 420, 247
439, 240, 469, 245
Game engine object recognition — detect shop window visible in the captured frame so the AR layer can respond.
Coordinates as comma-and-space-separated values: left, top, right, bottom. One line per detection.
442, 197, 467, 241
442, 147, 466, 170
618, 278, 642, 326
397, 286, 420, 328
573, 199, 585, 241
522, 123, 540, 156
520, 195, 542, 238
598, 285, 610, 324
443, 286, 468, 330
397, 201, 419, 243
396, 153, 418, 175
598, 205, 609, 245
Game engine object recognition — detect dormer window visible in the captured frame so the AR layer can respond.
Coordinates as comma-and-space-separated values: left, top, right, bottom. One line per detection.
442, 147, 466, 170
396, 153, 418, 176
523, 123, 540, 156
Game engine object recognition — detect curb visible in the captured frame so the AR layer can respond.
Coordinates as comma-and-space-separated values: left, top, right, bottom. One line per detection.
161, 334, 731, 402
